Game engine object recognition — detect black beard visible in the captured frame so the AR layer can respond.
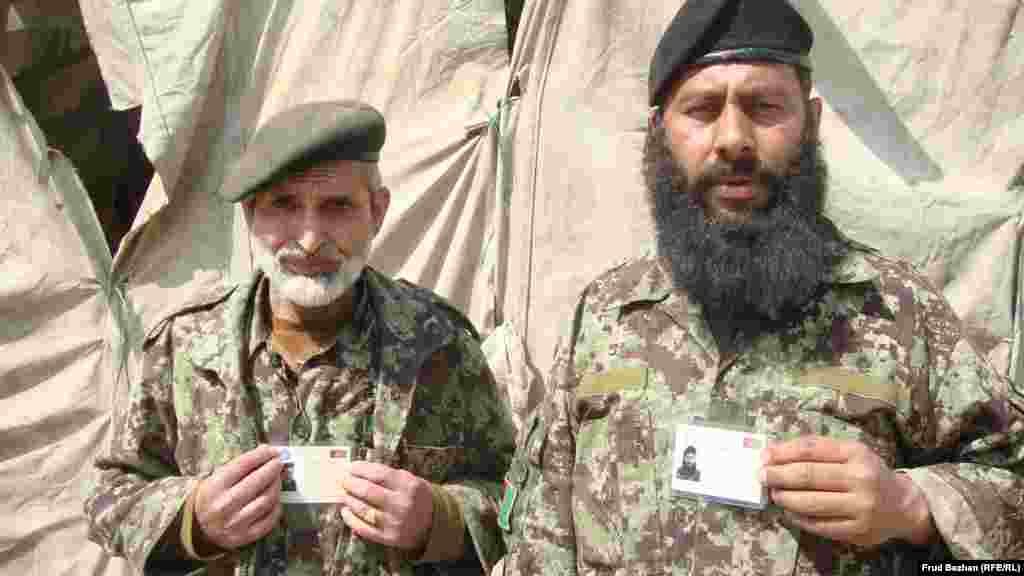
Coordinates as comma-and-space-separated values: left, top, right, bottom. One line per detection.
643, 124, 850, 351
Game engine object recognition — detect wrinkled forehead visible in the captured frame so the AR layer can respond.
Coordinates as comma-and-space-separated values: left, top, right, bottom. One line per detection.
671, 60, 804, 99
248, 159, 373, 203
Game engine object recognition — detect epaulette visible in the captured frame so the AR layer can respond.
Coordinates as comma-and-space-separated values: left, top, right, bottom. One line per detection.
142, 284, 237, 346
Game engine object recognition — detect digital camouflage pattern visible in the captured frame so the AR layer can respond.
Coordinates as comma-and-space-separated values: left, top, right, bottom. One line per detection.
501, 248, 1024, 575
85, 267, 517, 576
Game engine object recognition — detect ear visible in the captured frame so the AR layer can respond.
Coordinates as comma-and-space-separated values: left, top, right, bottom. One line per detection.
241, 197, 255, 227
807, 97, 823, 139
370, 186, 390, 234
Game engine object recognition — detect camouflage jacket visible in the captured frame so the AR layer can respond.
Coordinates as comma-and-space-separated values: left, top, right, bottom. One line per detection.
501, 249, 1024, 575
85, 268, 517, 576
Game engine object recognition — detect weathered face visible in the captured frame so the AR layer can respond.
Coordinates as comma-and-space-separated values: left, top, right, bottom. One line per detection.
661, 61, 816, 223
644, 61, 847, 349
246, 160, 389, 308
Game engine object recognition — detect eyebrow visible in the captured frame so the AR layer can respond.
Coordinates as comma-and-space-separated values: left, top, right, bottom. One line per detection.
289, 165, 343, 184
679, 79, 793, 98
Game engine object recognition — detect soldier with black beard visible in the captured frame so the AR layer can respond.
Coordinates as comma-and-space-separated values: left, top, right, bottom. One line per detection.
498, 0, 1024, 574
644, 104, 846, 351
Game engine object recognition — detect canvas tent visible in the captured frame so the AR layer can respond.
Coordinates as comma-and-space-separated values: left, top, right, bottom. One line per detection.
2, 1, 1021, 574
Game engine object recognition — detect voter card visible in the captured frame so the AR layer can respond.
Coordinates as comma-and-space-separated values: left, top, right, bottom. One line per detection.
278, 446, 351, 504
671, 423, 768, 510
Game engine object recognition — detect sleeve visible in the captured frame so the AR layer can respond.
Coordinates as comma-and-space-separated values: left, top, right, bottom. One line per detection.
412, 483, 467, 564
900, 279, 1024, 559
499, 294, 593, 576
435, 329, 519, 574
83, 320, 205, 574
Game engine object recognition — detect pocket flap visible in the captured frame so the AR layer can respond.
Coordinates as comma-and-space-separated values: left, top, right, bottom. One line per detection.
398, 444, 465, 483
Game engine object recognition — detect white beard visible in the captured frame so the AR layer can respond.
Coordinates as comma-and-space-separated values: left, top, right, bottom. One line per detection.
251, 239, 368, 309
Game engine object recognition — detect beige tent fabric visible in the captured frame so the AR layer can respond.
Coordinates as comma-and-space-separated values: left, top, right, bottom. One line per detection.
0, 65, 131, 576
2, 1, 1021, 575
75, 1, 144, 110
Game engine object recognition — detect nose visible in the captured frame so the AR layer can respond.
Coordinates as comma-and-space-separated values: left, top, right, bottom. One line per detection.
713, 103, 755, 164
296, 209, 327, 255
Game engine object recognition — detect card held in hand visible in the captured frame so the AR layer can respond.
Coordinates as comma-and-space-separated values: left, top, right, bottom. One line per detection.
671, 423, 767, 510
279, 446, 352, 504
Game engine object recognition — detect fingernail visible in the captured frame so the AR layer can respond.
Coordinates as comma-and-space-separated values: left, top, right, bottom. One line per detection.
760, 449, 770, 465
759, 467, 767, 485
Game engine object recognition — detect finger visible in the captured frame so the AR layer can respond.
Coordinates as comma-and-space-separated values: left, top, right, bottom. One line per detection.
340, 467, 397, 510
336, 484, 384, 528
223, 485, 281, 533
219, 456, 283, 519
238, 500, 283, 548
207, 445, 282, 494
770, 489, 859, 519
781, 512, 872, 546
345, 461, 402, 488
762, 436, 860, 466
340, 505, 392, 546
761, 461, 851, 492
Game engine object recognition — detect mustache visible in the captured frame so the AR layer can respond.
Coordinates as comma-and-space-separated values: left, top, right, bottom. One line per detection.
689, 157, 781, 205
275, 242, 344, 265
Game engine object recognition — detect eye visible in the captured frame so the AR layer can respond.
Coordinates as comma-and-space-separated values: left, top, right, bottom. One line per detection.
678, 96, 724, 122
750, 98, 787, 120
324, 197, 352, 210
270, 195, 296, 210
683, 100, 717, 117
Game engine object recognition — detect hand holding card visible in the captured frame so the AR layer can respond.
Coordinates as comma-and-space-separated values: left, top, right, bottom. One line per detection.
337, 461, 435, 552
760, 436, 936, 547
194, 445, 284, 551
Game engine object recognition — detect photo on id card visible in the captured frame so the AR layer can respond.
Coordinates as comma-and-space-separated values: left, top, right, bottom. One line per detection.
671, 423, 767, 509
279, 446, 352, 504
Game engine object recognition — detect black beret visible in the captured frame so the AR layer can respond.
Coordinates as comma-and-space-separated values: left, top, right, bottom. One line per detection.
219, 100, 386, 203
649, 0, 813, 107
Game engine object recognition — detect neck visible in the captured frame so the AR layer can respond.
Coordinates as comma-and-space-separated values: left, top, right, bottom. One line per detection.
268, 287, 356, 369
269, 288, 356, 334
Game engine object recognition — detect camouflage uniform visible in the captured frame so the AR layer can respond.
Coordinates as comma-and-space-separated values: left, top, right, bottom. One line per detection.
85, 268, 516, 576
501, 248, 1024, 575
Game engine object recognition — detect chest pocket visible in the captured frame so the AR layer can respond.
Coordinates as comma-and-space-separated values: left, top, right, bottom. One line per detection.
792, 366, 909, 467
572, 367, 671, 573
726, 377, 900, 477
735, 309, 915, 470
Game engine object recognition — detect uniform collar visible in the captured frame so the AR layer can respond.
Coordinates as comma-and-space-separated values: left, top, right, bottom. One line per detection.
248, 270, 374, 358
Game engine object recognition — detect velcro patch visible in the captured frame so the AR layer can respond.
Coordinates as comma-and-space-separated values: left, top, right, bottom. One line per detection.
797, 367, 903, 406
577, 366, 648, 396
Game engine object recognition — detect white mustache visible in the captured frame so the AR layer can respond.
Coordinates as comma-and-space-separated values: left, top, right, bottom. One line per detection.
275, 242, 343, 265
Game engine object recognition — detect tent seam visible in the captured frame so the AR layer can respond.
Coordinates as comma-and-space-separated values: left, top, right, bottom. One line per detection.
123, 2, 173, 143
523, 0, 569, 341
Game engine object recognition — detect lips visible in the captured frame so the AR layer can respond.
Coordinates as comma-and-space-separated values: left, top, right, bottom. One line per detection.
713, 178, 756, 201
280, 257, 340, 276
